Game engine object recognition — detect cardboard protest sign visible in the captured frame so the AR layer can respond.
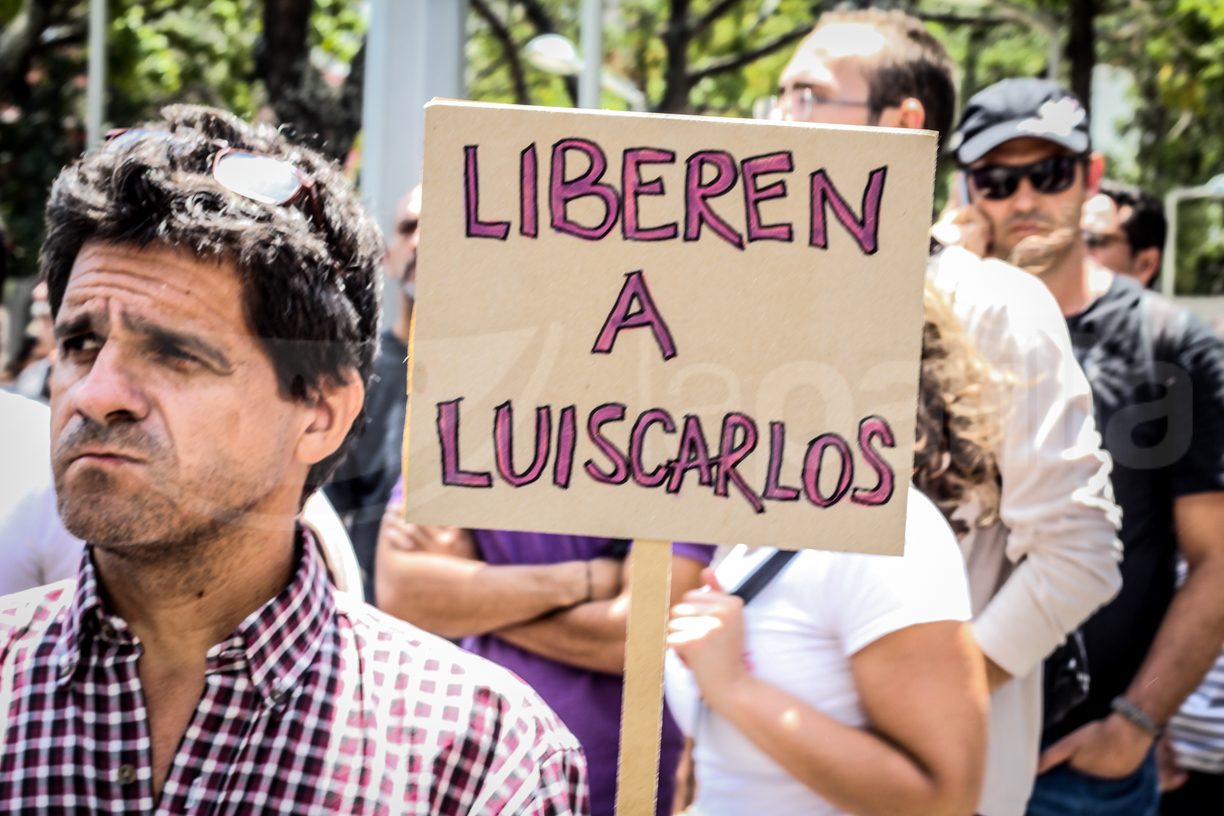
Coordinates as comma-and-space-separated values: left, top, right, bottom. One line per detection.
406, 100, 936, 555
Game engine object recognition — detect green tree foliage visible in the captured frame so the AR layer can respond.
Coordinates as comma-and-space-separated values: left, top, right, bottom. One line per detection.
0, 0, 365, 284
466, 0, 822, 113
1102, 0, 1224, 190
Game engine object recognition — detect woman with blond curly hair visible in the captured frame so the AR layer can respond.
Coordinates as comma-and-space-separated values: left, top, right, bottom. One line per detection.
664, 279, 1004, 816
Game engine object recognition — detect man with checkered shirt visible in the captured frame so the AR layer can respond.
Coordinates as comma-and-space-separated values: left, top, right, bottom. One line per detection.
0, 105, 588, 815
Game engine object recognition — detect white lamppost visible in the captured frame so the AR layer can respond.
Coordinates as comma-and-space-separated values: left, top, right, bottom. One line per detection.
1161, 174, 1224, 298
579, 0, 602, 110
85, 0, 107, 150
523, 33, 647, 112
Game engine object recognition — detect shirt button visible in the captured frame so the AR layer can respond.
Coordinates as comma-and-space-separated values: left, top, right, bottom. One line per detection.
99, 620, 117, 639
58, 660, 75, 679
116, 765, 137, 786
269, 688, 286, 705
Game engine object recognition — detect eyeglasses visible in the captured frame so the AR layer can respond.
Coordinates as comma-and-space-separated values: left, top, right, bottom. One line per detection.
752, 87, 872, 122
103, 128, 326, 231
1084, 231, 1129, 251
966, 155, 1086, 201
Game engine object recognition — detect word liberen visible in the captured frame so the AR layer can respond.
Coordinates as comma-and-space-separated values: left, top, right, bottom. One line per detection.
464, 140, 888, 254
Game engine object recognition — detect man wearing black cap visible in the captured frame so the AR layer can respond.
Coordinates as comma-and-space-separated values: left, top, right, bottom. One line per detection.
947, 78, 1224, 816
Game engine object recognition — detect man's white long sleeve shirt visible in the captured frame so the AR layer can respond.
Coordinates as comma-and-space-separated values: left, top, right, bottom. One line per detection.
929, 246, 1123, 816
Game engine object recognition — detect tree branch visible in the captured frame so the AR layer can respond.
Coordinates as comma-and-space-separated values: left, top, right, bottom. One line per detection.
914, 12, 1014, 26
515, 0, 556, 34
36, 27, 88, 52
253, 0, 365, 159
689, 0, 744, 40
657, 0, 692, 112
472, 0, 529, 105
0, 0, 55, 98
688, 23, 810, 83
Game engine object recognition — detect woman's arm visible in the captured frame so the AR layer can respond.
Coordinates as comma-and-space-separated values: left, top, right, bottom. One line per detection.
669, 580, 988, 816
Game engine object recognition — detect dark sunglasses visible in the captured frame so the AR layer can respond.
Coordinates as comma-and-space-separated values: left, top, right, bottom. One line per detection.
1084, 231, 1129, 251
966, 154, 1086, 201
104, 128, 326, 232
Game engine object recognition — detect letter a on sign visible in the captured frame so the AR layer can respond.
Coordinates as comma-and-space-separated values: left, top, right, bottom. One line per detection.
591, 270, 678, 361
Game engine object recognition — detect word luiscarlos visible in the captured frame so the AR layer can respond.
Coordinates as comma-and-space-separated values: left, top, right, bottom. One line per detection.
437, 399, 898, 514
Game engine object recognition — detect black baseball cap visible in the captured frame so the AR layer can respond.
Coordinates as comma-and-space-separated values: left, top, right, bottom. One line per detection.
949, 78, 1090, 165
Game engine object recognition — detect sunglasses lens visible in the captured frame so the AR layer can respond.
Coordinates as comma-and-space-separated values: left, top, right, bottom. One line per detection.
213, 152, 303, 205
969, 155, 1082, 200
969, 168, 1018, 200
752, 97, 778, 121
104, 129, 173, 152
1031, 157, 1078, 194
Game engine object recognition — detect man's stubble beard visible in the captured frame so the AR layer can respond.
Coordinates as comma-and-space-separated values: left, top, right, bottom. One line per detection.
54, 418, 276, 570
1007, 226, 1079, 279
993, 197, 1084, 279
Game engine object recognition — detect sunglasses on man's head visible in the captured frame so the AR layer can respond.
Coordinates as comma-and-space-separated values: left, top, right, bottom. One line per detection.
966, 154, 1087, 201
104, 128, 326, 232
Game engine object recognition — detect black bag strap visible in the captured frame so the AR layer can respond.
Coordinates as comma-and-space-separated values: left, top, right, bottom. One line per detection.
730, 549, 799, 604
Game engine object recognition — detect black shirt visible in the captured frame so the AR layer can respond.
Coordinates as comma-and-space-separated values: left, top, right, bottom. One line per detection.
1048, 274, 1224, 742
323, 329, 409, 602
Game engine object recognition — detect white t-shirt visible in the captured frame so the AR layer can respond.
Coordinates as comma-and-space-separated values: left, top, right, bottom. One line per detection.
664, 486, 972, 816
0, 392, 83, 595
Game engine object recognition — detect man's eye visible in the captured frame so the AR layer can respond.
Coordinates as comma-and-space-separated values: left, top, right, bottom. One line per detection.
158, 343, 196, 363
61, 334, 102, 354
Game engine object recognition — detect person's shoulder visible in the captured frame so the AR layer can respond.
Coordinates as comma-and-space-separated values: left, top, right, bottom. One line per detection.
1143, 291, 1224, 361
373, 331, 409, 376
818, 487, 962, 577
0, 579, 76, 647
902, 486, 965, 563
0, 391, 52, 466
0, 390, 51, 424
334, 595, 582, 753
928, 246, 1066, 337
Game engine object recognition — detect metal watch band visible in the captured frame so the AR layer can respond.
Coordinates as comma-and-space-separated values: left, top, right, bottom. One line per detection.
1111, 695, 1163, 739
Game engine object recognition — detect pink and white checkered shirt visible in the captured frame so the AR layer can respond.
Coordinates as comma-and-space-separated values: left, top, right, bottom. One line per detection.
0, 531, 589, 814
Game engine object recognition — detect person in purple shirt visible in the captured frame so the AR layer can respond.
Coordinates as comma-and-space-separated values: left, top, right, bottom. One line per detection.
378, 476, 715, 816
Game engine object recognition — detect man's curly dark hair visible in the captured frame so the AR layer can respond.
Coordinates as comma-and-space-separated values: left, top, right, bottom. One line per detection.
40, 104, 383, 502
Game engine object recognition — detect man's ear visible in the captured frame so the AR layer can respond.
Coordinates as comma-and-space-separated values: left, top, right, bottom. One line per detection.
898, 97, 926, 131
1087, 152, 1106, 194
1134, 247, 1162, 288
297, 371, 366, 466
875, 98, 925, 131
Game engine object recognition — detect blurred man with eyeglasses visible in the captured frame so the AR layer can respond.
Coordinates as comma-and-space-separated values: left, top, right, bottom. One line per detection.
1081, 181, 1166, 289
753, 11, 1122, 816
942, 78, 1224, 816
0, 105, 588, 814
323, 185, 420, 602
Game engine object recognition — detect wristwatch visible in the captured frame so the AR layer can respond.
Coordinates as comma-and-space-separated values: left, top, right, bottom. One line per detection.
1110, 695, 1163, 739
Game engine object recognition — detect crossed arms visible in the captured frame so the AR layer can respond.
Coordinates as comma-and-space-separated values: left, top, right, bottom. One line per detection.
375, 511, 705, 675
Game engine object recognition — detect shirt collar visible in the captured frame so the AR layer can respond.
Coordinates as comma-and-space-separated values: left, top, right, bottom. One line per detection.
54, 528, 336, 708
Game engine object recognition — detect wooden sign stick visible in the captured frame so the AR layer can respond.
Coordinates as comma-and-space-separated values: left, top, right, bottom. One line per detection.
615, 540, 673, 816
400, 307, 417, 522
